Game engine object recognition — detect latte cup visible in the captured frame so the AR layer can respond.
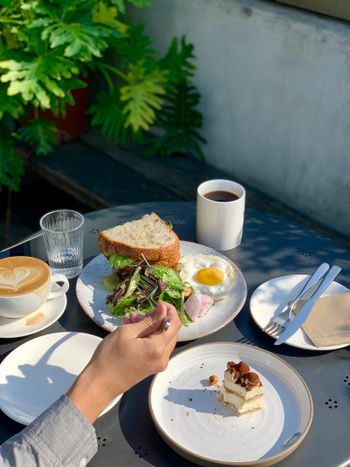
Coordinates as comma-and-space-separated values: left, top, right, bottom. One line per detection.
0, 256, 69, 318
196, 179, 246, 250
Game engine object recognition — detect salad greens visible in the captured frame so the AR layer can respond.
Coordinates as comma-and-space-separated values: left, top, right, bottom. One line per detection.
108, 254, 134, 270
103, 254, 192, 325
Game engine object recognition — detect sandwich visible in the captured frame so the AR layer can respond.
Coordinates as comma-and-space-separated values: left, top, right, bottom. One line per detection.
99, 212, 195, 325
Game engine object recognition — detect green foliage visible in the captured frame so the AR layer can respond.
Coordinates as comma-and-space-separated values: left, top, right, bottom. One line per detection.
18, 119, 58, 156
0, 119, 24, 192
121, 62, 166, 131
143, 37, 207, 160
143, 82, 206, 160
0, 0, 206, 194
0, 53, 85, 110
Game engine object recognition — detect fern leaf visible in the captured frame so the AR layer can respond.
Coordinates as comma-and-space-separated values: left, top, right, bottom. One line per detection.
17, 119, 58, 156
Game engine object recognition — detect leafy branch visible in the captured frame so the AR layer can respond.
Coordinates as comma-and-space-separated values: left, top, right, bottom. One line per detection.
0, 0, 206, 195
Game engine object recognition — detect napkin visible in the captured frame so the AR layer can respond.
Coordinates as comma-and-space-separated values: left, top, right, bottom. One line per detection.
294, 291, 350, 347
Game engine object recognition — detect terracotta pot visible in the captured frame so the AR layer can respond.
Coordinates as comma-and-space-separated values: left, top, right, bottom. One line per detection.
39, 74, 92, 142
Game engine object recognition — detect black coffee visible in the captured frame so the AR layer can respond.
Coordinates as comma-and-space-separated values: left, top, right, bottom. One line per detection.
204, 190, 239, 202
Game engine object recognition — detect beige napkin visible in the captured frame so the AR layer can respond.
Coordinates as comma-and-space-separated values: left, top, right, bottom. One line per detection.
293, 291, 350, 347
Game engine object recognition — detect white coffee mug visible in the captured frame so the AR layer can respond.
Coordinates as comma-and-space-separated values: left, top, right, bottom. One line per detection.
196, 179, 246, 250
0, 256, 69, 318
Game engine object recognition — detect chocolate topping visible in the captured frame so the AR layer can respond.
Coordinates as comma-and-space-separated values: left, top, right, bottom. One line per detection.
237, 361, 250, 376
225, 360, 262, 390
242, 372, 262, 390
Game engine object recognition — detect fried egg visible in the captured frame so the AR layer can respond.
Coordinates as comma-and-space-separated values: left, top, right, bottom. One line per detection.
179, 254, 235, 299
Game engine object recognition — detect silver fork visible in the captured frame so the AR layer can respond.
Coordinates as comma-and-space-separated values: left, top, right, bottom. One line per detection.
264, 263, 330, 337
138, 276, 158, 308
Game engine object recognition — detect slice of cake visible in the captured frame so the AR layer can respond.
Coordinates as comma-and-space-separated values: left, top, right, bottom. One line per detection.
217, 360, 263, 416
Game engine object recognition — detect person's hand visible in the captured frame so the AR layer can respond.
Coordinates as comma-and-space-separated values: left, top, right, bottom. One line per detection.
66, 302, 181, 423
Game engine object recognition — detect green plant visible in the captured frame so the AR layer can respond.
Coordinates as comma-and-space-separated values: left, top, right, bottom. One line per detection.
0, 0, 206, 195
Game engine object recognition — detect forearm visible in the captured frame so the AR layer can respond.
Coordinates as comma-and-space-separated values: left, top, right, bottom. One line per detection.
66, 365, 123, 424
0, 395, 97, 467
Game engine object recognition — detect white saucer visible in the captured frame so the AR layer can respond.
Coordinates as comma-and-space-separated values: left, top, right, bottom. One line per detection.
0, 332, 122, 425
0, 284, 67, 339
250, 274, 349, 351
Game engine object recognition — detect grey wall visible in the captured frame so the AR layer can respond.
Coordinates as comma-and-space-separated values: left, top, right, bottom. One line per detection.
130, 0, 350, 237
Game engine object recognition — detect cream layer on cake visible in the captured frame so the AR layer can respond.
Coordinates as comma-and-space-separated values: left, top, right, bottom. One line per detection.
217, 360, 263, 416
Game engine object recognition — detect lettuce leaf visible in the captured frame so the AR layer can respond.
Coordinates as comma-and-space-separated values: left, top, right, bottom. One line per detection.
110, 266, 141, 316
159, 289, 191, 326
107, 254, 133, 270
152, 266, 185, 291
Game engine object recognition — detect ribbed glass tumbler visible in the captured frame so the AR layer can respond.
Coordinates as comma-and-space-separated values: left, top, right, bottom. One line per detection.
40, 209, 85, 279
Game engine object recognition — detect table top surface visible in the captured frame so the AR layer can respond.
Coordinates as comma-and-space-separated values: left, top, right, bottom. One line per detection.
1, 201, 349, 467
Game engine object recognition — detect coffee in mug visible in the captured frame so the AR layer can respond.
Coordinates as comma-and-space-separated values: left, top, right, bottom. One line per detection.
0, 256, 69, 318
196, 179, 246, 250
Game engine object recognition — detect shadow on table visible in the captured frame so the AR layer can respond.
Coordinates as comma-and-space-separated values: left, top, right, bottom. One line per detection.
119, 377, 194, 466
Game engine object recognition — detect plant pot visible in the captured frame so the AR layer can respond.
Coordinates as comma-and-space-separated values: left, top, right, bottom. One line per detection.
39, 74, 92, 142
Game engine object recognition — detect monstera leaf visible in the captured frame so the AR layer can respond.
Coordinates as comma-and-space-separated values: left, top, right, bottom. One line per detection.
121, 62, 166, 131
0, 51, 85, 109
144, 36, 206, 160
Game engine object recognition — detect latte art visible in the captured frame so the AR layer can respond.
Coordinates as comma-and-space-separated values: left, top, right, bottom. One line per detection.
0, 257, 50, 296
0, 268, 31, 291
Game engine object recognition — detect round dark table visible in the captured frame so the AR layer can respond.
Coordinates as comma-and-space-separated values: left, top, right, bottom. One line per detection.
1, 201, 349, 467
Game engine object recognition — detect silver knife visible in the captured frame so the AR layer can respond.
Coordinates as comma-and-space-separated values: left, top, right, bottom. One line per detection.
274, 265, 342, 345
277, 262, 330, 314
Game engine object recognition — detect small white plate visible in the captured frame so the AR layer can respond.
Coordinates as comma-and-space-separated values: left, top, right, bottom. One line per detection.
0, 284, 67, 339
250, 274, 349, 351
76, 241, 247, 341
149, 342, 313, 466
0, 332, 122, 425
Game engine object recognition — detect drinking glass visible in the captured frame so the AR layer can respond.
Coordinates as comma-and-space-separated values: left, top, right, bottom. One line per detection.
40, 209, 85, 279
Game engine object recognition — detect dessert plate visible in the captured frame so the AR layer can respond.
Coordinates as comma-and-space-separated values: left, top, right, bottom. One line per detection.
0, 284, 67, 339
0, 332, 122, 425
76, 241, 247, 341
149, 342, 313, 466
250, 274, 349, 351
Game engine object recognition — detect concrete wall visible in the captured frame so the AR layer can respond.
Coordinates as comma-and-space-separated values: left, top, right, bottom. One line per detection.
130, 0, 350, 237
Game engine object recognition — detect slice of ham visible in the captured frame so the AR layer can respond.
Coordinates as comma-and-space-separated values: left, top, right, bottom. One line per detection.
184, 293, 214, 322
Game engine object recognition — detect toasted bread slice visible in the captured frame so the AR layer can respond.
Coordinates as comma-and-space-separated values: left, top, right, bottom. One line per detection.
98, 212, 180, 269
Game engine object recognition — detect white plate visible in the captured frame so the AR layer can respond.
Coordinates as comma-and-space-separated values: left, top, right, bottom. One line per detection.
250, 274, 349, 351
0, 284, 67, 339
76, 241, 247, 341
149, 342, 313, 466
0, 332, 122, 425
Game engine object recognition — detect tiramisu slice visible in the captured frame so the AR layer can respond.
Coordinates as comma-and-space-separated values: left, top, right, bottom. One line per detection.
217, 360, 263, 416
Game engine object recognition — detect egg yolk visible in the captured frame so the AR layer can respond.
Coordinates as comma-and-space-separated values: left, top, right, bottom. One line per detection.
195, 267, 224, 286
